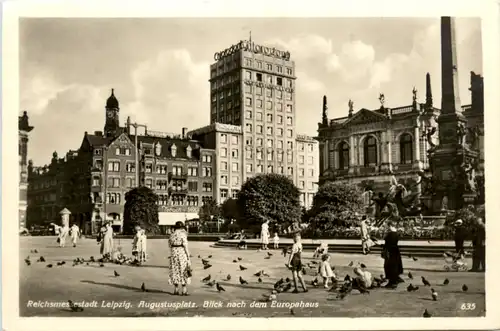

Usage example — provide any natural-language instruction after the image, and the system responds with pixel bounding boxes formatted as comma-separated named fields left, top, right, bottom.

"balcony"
left=169, top=188, right=188, bottom=195
left=168, top=172, right=188, bottom=181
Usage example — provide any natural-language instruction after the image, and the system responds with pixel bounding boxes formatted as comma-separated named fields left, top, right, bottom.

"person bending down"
left=352, top=267, right=373, bottom=293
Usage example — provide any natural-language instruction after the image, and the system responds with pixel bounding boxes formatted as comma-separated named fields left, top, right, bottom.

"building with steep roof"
left=27, top=90, right=217, bottom=234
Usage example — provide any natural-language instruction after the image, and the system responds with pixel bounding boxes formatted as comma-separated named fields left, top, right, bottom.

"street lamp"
left=103, top=146, right=108, bottom=227
left=129, top=121, right=147, bottom=188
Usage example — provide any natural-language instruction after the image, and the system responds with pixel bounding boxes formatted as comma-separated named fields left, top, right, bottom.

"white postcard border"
left=2, top=0, right=500, bottom=330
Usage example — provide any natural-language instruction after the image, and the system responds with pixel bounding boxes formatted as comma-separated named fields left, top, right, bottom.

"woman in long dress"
left=260, top=219, right=270, bottom=250
left=381, top=221, right=403, bottom=288
left=168, top=221, right=191, bottom=296
left=70, top=224, right=80, bottom=247
left=101, top=222, right=114, bottom=260
left=59, top=225, right=69, bottom=247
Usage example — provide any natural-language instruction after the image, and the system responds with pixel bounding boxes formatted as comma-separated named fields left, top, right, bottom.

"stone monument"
left=427, top=17, right=480, bottom=211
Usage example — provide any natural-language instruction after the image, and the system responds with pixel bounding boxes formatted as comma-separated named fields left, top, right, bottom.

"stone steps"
left=213, top=240, right=462, bottom=258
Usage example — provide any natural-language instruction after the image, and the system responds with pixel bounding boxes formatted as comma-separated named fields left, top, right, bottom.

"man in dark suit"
left=470, top=217, right=485, bottom=272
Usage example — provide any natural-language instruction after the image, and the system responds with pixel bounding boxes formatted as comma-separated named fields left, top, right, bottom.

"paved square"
left=20, top=236, right=485, bottom=317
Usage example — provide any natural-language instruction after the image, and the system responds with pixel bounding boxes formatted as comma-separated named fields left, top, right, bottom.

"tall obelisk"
left=437, top=16, right=467, bottom=145
left=429, top=16, right=478, bottom=211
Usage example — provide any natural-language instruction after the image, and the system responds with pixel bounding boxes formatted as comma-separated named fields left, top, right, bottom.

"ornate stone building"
left=19, top=111, right=34, bottom=229
left=27, top=90, right=217, bottom=234
left=316, top=71, right=484, bottom=211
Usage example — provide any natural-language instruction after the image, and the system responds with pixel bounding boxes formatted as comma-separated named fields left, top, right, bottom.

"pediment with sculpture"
left=343, top=108, right=387, bottom=127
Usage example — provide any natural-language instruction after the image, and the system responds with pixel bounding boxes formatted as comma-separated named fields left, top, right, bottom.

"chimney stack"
left=182, top=127, right=188, bottom=139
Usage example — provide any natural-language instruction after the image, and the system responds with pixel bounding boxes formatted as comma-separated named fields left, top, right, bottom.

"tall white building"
left=188, top=39, right=319, bottom=208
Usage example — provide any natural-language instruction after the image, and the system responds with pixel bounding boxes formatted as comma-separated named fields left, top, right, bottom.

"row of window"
left=220, top=189, right=239, bottom=200
left=212, top=99, right=293, bottom=115
left=157, top=195, right=212, bottom=207
left=93, top=176, right=213, bottom=192
left=244, top=84, right=293, bottom=98
left=219, top=134, right=238, bottom=145
left=298, top=181, right=316, bottom=190
left=242, top=149, right=314, bottom=164
left=103, top=161, right=212, bottom=177
left=245, top=138, right=294, bottom=149
left=244, top=124, right=294, bottom=138
left=219, top=160, right=314, bottom=175
left=245, top=97, right=293, bottom=108
left=95, top=148, right=213, bottom=162
left=211, top=72, right=241, bottom=88
left=245, top=111, right=294, bottom=124
left=243, top=58, right=293, bottom=75
left=94, top=147, right=132, bottom=156
left=220, top=175, right=239, bottom=186
left=334, top=134, right=413, bottom=169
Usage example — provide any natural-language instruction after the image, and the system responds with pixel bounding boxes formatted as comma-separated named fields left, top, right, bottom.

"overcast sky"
left=20, top=17, right=482, bottom=166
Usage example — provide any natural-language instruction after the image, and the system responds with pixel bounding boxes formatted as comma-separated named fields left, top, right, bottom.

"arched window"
left=363, top=136, right=377, bottom=166
left=400, top=133, right=413, bottom=164
left=338, top=142, right=349, bottom=170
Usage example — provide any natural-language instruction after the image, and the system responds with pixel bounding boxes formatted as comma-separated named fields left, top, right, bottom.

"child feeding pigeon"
left=285, top=233, right=308, bottom=293
left=313, top=242, right=329, bottom=259
left=319, top=254, right=337, bottom=288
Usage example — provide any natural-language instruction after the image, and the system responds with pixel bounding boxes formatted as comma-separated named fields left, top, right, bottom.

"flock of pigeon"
left=24, top=247, right=473, bottom=317
left=195, top=250, right=472, bottom=317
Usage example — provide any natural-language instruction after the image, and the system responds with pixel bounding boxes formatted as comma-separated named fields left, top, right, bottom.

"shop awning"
left=158, top=212, right=199, bottom=226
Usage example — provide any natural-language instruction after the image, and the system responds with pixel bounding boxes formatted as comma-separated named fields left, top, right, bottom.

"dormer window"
left=186, top=145, right=192, bottom=158
left=155, top=142, right=162, bottom=156
left=171, top=144, right=177, bottom=157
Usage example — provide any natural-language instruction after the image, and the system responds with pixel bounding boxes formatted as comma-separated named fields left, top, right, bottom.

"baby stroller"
left=443, top=251, right=468, bottom=272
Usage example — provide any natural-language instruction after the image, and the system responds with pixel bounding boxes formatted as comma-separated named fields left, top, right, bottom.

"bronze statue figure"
left=456, top=123, right=467, bottom=146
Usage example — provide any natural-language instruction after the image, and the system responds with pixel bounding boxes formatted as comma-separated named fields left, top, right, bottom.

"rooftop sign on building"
left=214, top=40, right=291, bottom=61
left=146, top=130, right=181, bottom=139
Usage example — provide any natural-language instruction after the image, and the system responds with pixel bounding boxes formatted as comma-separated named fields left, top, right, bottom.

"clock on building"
left=107, top=110, right=114, bottom=118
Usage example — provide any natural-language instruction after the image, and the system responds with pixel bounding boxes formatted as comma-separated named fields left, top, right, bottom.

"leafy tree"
left=446, top=204, right=484, bottom=228
left=123, top=186, right=160, bottom=235
left=198, top=199, right=220, bottom=223
left=221, top=198, right=240, bottom=221
left=236, top=173, right=301, bottom=233
left=309, top=182, right=365, bottom=233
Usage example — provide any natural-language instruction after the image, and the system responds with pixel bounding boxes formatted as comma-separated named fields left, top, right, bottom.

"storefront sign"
left=214, top=40, right=291, bottom=61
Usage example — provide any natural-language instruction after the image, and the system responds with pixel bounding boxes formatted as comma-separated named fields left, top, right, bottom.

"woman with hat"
left=168, top=221, right=192, bottom=295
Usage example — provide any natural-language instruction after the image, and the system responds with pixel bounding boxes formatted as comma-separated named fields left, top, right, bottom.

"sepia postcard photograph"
left=3, top=0, right=500, bottom=330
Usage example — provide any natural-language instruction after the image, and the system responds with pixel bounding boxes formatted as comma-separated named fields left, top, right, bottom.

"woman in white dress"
left=58, top=225, right=69, bottom=248
left=260, top=219, right=270, bottom=250
left=70, top=224, right=80, bottom=247
left=101, top=222, right=114, bottom=260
